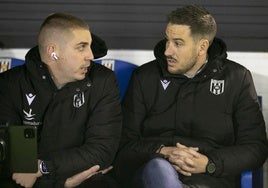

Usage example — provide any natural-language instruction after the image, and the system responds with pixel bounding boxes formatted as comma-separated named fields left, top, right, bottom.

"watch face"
left=207, top=162, right=216, bottom=174
left=40, top=161, right=49, bottom=174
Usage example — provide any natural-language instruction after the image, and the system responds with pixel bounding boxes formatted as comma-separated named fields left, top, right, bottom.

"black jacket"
left=0, top=35, right=122, bottom=186
left=115, top=38, right=268, bottom=188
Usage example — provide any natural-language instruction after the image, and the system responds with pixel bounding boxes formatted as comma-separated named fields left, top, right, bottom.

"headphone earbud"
left=51, top=52, right=58, bottom=60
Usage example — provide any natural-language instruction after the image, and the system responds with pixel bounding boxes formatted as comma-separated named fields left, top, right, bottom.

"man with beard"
left=114, top=5, right=268, bottom=188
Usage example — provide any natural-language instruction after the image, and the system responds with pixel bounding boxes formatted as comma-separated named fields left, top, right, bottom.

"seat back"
left=0, top=57, right=25, bottom=73
left=95, top=59, right=138, bottom=100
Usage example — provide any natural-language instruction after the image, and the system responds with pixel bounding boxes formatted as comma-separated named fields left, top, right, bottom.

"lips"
left=81, top=67, right=88, bottom=74
left=167, top=58, right=177, bottom=66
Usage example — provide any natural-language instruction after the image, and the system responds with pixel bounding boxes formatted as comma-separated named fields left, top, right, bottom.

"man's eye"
left=78, top=45, right=85, bottom=51
left=175, top=42, right=182, bottom=47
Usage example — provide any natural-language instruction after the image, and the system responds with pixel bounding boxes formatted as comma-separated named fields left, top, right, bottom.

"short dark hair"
left=167, top=5, right=216, bottom=44
left=39, top=13, right=89, bottom=33
left=38, top=13, right=89, bottom=52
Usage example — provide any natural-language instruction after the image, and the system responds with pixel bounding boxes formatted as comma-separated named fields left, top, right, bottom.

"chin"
left=168, top=67, right=180, bottom=74
left=76, top=75, right=86, bottom=80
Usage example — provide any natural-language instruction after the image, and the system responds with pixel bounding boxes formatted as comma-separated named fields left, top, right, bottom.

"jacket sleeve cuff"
left=43, top=160, right=55, bottom=176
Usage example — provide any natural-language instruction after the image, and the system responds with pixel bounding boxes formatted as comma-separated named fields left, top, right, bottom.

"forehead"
left=165, top=23, right=191, bottom=39
left=67, top=28, right=92, bottom=44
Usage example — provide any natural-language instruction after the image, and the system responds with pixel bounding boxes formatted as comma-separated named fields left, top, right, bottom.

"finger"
left=85, top=165, right=100, bottom=178
left=171, top=148, right=198, bottom=159
left=176, top=143, right=186, bottom=148
left=175, top=144, right=200, bottom=158
left=176, top=143, right=199, bottom=152
left=88, top=165, right=100, bottom=172
left=180, top=162, right=196, bottom=173
left=12, top=173, right=17, bottom=180
left=172, top=164, right=192, bottom=176
left=187, top=148, right=200, bottom=158
left=170, top=157, right=196, bottom=173
left=101, top=166, right=113, bottom=174
left=170, top=157, right=189, bottom=169
left=184, top=157, right=195, bottom=167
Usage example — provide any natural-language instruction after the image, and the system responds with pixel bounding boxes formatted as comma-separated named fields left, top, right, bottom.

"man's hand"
left=12, top=171, right=42, bottom=188
left=64, top=165, right=113, bottom=188
left=12, top=160, right=42, bottom=188
left=159, top=143, right=208, bottom=176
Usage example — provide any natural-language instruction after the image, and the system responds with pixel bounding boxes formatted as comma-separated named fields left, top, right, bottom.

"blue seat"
left=0, top=57, right=25, bottom=73
left=241, top=171, right=253, bottom=188
left=241, top=168, right=264, bottom=188
left=95, top=58, right=138, bottom=100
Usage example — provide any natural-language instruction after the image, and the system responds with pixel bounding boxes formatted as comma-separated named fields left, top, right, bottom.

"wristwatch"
left=206, top=159, right=216, bottom=174
left=40, top=160, right=49, bottom=174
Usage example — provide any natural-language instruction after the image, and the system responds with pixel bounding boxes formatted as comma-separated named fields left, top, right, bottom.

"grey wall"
left=0, top=0, right=267, bottom=51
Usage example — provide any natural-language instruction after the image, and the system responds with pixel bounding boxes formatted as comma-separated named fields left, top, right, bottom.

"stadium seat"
left=0, top=57, right=25, bottom=73
left=95, top=58, right=138, bottom=100
left=241, top=171, right=253, bottom=188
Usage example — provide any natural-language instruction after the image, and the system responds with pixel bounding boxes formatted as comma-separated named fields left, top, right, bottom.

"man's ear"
left=47, top=44, right=57, bottom=61
left=198, top=39, right=209, bottom=56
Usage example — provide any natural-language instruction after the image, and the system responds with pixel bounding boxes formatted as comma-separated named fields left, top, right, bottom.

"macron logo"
left=160, top=79, right=170, bottom=90
left=26, top=93, right=36, bottom=106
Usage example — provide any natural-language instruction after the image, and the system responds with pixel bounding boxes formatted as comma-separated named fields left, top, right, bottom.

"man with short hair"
left=114, top=5, right=268, bottom=188
left=0, top=13, right=122, bottom=187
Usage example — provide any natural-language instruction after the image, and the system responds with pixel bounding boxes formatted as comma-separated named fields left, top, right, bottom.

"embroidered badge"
left=160, top=79, right=170, bottom=90
left=73, top=92, right=85, bottom=108
left=210, top=79, right=224, bottom=95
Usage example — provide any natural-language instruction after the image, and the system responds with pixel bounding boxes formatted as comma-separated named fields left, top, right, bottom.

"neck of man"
left=184, top=54, right=208, bottom=78
left=47, top=67, right=66, bottom=89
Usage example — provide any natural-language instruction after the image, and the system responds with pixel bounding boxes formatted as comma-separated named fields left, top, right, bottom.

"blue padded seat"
left=95, top=58, right=138, bottom=100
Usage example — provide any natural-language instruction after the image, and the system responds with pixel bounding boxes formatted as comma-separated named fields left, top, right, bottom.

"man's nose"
left=164, top=43, right=173, bottom=56
left=87, top=47, right=94, bottom=60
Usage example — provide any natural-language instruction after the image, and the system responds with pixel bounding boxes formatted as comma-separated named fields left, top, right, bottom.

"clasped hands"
left=159, top=143, right=208, bottom=176
left=12, top=160, right=113, bottom=188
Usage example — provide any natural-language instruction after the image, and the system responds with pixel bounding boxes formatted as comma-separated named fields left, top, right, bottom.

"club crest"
left=210, top=79, right=224, bottom=95
left=73, top=92, right=85, bottom=108
left=100, top=59, right=115, bottom=71
left=0, top=58, right=11, bottom=73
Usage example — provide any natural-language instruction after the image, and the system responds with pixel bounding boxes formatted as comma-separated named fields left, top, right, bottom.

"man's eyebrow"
left=165, top=35, right=184, bottom=41
left=76, top=41, right=89, bottom=46
left=165, top=37, right=184, bottom=42
left=173, top=38, right=184, bottom=42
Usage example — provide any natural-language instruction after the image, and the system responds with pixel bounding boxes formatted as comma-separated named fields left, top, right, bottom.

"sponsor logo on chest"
left=160, top=79, right=170, bottom=90
left=23, top=93, right=42, bottom=126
